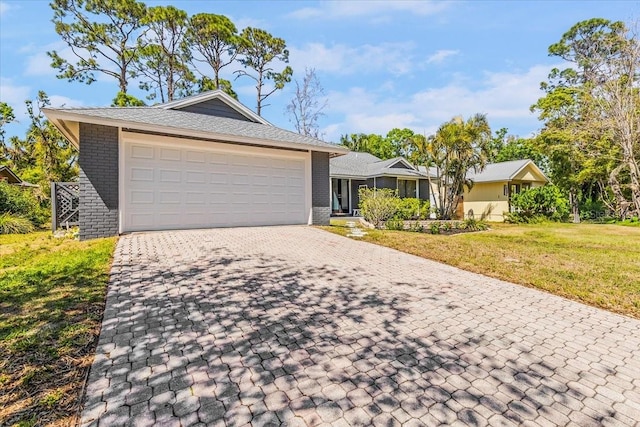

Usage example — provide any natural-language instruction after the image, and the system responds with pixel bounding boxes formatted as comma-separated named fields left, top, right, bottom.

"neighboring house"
left=0, top=165, right=38, bottom=188
left=329, top=152, right=433, bottom=215
left=44, top=90, right=347, bottom=240
left=463, top=159, right=549, bottom=221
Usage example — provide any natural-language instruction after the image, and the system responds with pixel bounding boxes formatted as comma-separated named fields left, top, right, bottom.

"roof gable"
left=155, top=90, right=269, bottom=125
left=0, top=166, right=22, bottom=184
left=330, top=152, right=429, bottom=179
left=467, top=159, right=548, bottom=183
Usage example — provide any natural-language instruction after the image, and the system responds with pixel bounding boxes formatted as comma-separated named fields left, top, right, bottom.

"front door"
left=331, top=178, right=350, bottom=214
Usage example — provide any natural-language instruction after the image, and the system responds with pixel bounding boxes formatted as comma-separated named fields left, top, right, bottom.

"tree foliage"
left=487, top=128, right=548, bottom=170
left=358, top=187, right=399, bottom=229
left=46, top=1, right=295, bottom=114
left=505, top=185, right=570, bottom=223
left=423, top=114, right=492, bottom=219
left=286, top=68, right=327, bottom=138
left=533, top=18, right=640, bottom=219
left=339, top=128, right=426, bottom=161
left=0, top=102, right=16, bottom=146
left=49, top=0, right=148, bottom=93
left=1, top=92, right=78, bottom=197
left=187, top=13, right=239, bottom=91
left=235, top=27, right=293, bottom=116
left=136, top=5, right=194, bottom=102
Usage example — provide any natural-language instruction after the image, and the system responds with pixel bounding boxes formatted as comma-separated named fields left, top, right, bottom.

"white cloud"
left=288, top=1, right=450, bottom=20
left=25, top=41, right=72, bottom=76
left=289, top=41, right=417, bottom=76
left=232, top=16, right=267, bottom=31
left=0, top=2, right=11, bottom=16
left=0, top=78, right=84, bottom=131
left=320, top=64, right=556, bottom=141
left=427, top=49, right=459, bottom=64
left=0, top=77, right=31, bottom=122
left=48, top=95, right=84, bottom=109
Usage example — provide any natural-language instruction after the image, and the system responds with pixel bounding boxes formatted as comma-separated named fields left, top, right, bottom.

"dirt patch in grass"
left=0, top=232, right=116, bottom=426
left=322, top=221, right=640, bottom=319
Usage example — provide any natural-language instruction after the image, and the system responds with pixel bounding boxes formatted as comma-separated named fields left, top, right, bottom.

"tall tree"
left=136, top=5, right=194, bottom=102
left=386, top=128, right=417, bottom=159
left=235, top=27, right=293, bottom=116
left=286, top=68, right=327, bottom=138
left=2, top=92, right=78, bottom=194
left=187, top=13, right=239, bottom=91
left=196, top=77, right=238, bottom=100
left=0, top=102, right=15, bottom=146
left=424, top=114, right=492, bottom=219
left=533, top=18, right=640, bottom=219
left=48, top=0, right=147, bottom=94
left=339, top=133, right=395, bottom=160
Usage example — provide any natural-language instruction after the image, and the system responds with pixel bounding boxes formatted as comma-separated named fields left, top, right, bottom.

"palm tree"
left=425, top=114, right=492, bottom=219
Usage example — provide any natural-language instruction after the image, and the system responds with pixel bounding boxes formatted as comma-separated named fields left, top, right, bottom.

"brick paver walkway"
left=81, top=226, right=640, bottom=426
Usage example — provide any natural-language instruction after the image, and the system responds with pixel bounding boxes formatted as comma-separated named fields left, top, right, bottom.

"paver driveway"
left=81, top=226, right=640, bottom=426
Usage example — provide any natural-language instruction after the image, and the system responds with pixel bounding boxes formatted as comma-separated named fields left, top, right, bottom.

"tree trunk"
left=609, top=163, right=628, bottom=218
left=569, top=189, right=580, bottom=223
left=627, top=156, right=640, bottom=216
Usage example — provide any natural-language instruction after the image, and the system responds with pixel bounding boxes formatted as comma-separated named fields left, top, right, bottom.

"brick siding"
left=78, top=123, right=119, bottom=240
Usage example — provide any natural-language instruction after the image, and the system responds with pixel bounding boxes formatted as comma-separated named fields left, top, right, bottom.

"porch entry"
left=331, top=178, right=350, bottom=215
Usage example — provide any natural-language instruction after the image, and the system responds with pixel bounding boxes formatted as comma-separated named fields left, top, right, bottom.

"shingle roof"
left=467, top=159, right=547, bottom=183
left=43, top=107, right=345, bottom=153
left=330, top=152, right=430, bottom=178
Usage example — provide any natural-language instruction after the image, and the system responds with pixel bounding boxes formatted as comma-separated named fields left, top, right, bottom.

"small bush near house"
left=385, top=218, right=405, bottom=230
left=359, top=187, right=399, bottom=228
left=0, top=213, right=35, bottom=234
left=504, top=184, right=569, bottom=223
left=394, top=198, right=430, bottom=220
left=0, top=181, right=49, bottom=227
left=462, top=217, right=489, bottom=231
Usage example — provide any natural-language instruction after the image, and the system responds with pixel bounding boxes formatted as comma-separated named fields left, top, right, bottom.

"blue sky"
left=0, top=0, right=636, bottom=143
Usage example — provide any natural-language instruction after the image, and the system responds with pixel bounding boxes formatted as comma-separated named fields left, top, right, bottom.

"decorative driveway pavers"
left=81, top=226, right=640, bottom=426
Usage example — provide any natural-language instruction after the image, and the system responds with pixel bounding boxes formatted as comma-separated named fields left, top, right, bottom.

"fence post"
left=51, top=182, right=57, bottom=232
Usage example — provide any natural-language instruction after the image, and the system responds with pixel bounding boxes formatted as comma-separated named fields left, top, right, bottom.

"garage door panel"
left=131, top=144, right=155, bottom=159
left=159, top=148, right=181, bottom=161
left=131, top=167, right=154, bottom=182
left=124, top=138, right=307, bottom=232
left=159, top=191, right=181, bottom=204
left=130, top=190, right=154, bottom=204
left=186, top=192, right=206, bottom=204
left=186, top=171, right=206, bottom=184
left=185, top=150, right=205, bottom=163
left=159, top=169, right=181, bottom=183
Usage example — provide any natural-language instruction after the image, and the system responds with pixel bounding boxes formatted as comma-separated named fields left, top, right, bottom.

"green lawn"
left=0, top=231, right=116, bottom=427
left=322, top=221, right=640, bottom=319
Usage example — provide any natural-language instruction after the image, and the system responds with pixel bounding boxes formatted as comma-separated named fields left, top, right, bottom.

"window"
left=398, top=179, right=417, bottom=198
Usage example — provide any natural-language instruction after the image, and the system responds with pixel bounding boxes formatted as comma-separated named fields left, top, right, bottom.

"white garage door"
left=122, top=133, right=309, bottom=232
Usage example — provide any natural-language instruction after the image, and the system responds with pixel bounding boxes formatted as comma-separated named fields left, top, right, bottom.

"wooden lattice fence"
left=51, top=182, right=79, bottom=231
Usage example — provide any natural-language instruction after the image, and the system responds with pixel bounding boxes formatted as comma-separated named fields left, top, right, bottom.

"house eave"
left=43, top=108, right=348, bottom=156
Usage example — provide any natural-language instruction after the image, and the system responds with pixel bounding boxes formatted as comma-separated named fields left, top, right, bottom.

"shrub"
left=385, top=218, right=405, bottom=230
left=359, top=188, right=399, bottom=229
left=408, top=221, right=424, bottom=232
left=395, top=198, right=430, bottom=220
left=0, top=181, right=49, bottom=226
left=504, top=185, right=569, bottom=223
left=462, top=218, right=489, bottom=231
left=0, top=213, right=35, bottom=234
left=429, top=222, right=441, bottom=234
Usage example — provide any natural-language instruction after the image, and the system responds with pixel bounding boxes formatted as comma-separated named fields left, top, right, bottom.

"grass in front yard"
left=323, top=221, right=640, bottom=319
left=0, top=231, right=116, bottom=426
